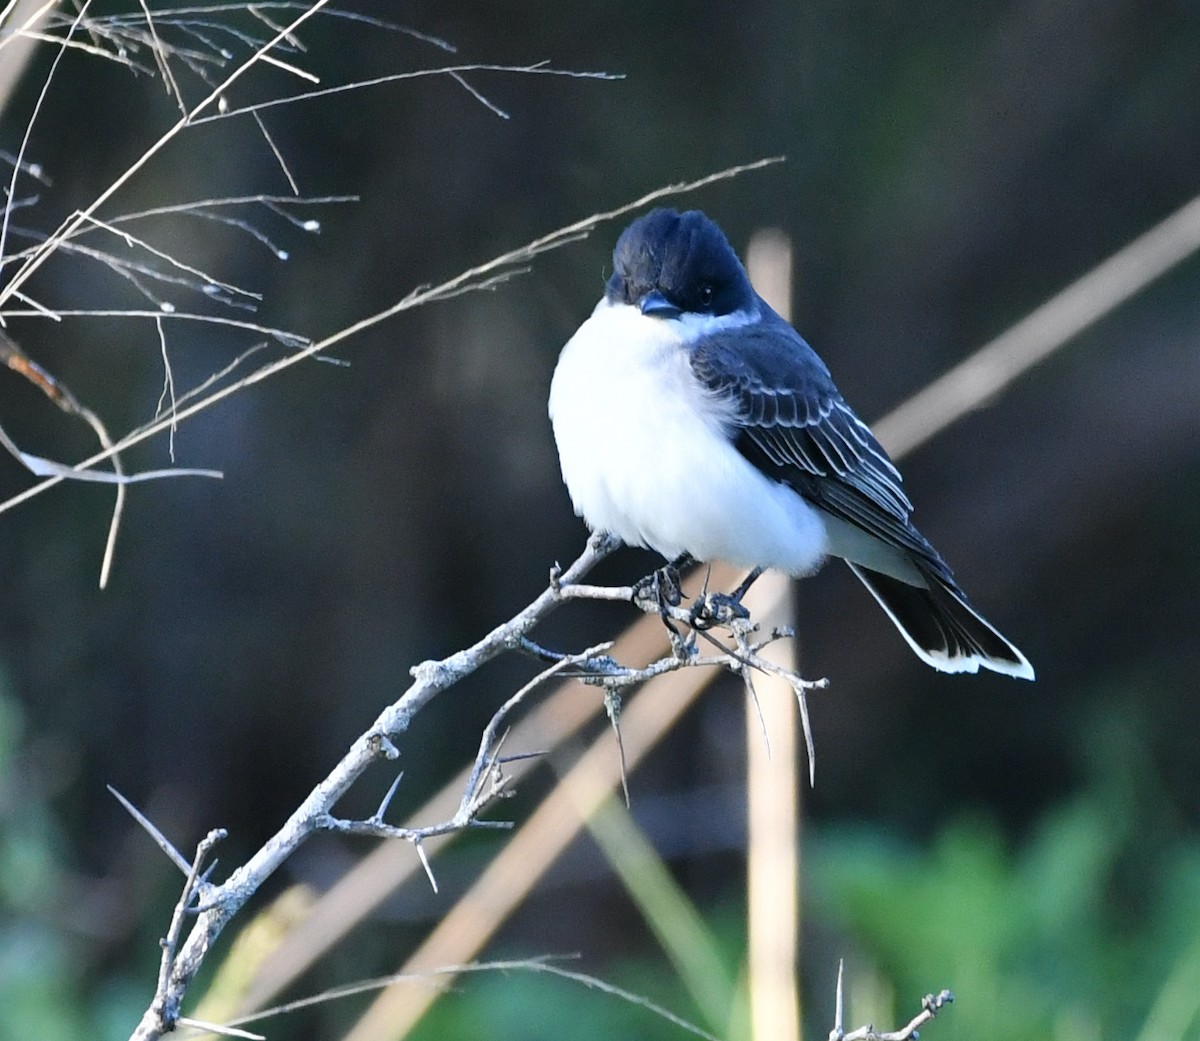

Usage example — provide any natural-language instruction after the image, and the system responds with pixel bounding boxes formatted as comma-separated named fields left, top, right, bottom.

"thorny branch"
left=556, top=571, right=827, bottom=783
left=122, top=530, right=824, bottom=1039
left=314, top=643, right=613, bottom=892
left=125, top=532, right=606, bottom=1036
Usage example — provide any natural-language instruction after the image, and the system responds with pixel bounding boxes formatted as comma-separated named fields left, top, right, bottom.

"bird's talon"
left=690, top=591, right=751, bottom=631
left=631, top=564, right=683, bottom=612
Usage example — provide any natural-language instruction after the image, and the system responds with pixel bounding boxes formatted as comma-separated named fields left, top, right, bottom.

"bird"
left=548, top=207, right=1034, bottom=679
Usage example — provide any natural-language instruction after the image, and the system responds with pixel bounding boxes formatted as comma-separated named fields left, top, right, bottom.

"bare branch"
left=124, top=531, right=619, bottom=1040
left=1, top=0, right=337, bottom=311
left=123, top=533, right=816, bottom=1037
left=188, top=62, right=622, bottom=124
left=226, top=955, right=719, bottom=1041
left=559, top=571, right=827, bottom=782
left=1, top=431, right=220, bottom=485
left=313, top=640, right=622, bottom=877
left=1, top=159, right=783, bottom=532
left=828, top=960, right=954, bottom=1041
left=157, top=829, right=227, bottom=999
left=459, top=644, right=612, bottom=816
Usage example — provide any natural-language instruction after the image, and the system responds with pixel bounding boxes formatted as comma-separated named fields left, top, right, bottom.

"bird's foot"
left=632, top=563, right=684, bottom=616
left=689, top=591, right=751, bottom=631
left=632, top=552, right=697, bottom=615
left=688, top=566, right=763, bottom=631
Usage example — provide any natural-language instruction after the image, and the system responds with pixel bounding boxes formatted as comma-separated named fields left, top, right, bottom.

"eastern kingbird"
left=549, top=208, right=1033, bottom=679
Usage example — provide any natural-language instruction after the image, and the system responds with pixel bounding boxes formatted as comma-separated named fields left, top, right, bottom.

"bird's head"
left=605, top=208, right=754, bottom=320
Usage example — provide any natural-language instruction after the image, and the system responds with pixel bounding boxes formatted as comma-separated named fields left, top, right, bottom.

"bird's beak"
left=639, top=290, right=681, bottom=319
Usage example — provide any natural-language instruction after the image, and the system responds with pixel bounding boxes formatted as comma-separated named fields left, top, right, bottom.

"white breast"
left=548, top=299, right=830, bottom=575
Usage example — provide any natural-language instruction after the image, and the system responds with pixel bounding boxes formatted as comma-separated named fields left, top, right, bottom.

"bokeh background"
left=1, top=1, right=1198, bottom=1038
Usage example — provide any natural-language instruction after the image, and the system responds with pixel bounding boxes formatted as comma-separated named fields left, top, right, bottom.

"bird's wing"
left=687, top=312, right=957, bottom=585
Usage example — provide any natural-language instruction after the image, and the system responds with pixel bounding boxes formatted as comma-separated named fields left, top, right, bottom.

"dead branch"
left=557, top=573, right=827, bottom=783
left=124, top=532, right=619, bottom=1039
left=828, top=960, right=954, bottom=1041
left=119, top=527, right=831, bottom=1039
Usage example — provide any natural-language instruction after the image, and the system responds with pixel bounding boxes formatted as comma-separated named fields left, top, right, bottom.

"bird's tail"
left=846, top=562, right=1035, bottom=679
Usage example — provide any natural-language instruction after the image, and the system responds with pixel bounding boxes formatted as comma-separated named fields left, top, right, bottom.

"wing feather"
left=688, top=311, right=954, bottom=587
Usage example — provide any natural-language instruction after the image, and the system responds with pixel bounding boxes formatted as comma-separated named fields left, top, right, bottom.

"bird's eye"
left=699, top=284, right=714, bottom=309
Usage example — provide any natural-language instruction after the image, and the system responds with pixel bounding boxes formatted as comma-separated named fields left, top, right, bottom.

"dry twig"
left=557, top=573, right=827, bottom=782
left=119, top=528, right=824, bottom=1040
left=223, top=955, right=718, bottom=1041
left=828, top=960, right=954, bottom=1041
left=121, top=532, right=619, bottom=1039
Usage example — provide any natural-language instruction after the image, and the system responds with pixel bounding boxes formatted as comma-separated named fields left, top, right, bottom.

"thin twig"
left=0, top=160, right=784, bottom=528
left=0, top=0, right=90, bottom=267
left=828, top=960, right=954, bottom=1041
left=156, top=829, right=227, bottom=1003
left=175, top=1016, right=264, bottom=1040
left=222, top=955, right=718, bottom=1041
left=188, top=62, right=621, bottom=124
left=124, top=532, right=620, bottom=1040
left=0, top=309, right=309, bottom=345
left=135, top=0, right=185, bottom=114
left=1, top=0, right=337, bottom=310
left=459, top=644, right=612, bottom=817
left=250, top=109, right=300, bottom=193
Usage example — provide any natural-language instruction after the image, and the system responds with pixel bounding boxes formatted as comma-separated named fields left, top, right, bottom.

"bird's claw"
left=689, top=591, right=751, bottom=631
left=631, top=564, right=683, bottom=613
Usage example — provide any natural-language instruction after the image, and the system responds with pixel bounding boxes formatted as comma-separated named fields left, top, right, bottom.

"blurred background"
left=1, top=1, right=1198, bottom=1039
